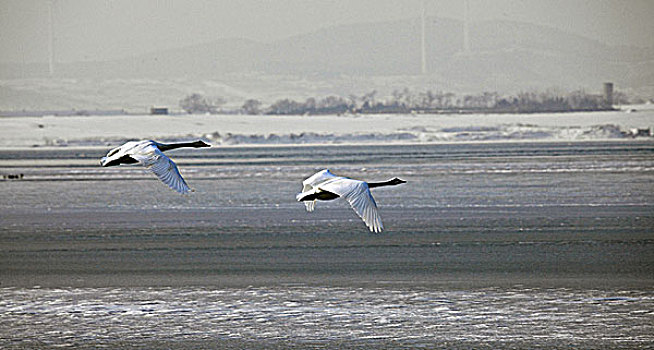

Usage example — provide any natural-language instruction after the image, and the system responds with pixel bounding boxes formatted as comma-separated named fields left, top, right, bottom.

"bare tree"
left=179, top=93, right=225, bottom=114
left=242, top=99, right=262, bottom=115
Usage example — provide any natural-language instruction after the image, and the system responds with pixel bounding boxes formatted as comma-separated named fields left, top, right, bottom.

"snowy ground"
left=0, top=105, right=652, bottom=148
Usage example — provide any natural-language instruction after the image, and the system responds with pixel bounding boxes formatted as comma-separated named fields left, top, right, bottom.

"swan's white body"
left=297, top=169, right=384, bottom=233
left=101, top=140, right=195, bottom=193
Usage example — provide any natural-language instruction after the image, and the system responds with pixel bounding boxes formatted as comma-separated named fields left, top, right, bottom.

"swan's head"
left=389, top=177, right=407, bottom=185
left=191, top=140, right=211, bottom=148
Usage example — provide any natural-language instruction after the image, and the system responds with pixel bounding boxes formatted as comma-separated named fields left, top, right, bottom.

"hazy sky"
left=1, top=0, right=653, bottom=63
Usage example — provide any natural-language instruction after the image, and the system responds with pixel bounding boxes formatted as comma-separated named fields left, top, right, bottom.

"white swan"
left=296, top=169, right=406, bottom=233
left=100, top=140, right=210, bottom=193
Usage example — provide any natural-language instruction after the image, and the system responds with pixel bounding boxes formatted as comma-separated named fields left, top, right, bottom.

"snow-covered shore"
left=1, top=106, right=652, bottom=148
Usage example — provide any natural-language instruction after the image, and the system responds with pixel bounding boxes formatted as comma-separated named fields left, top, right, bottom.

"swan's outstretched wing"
left=100, top=140, right=143, bottom=166
left=147, top=153, right=192, bottom=194
left=321, top=179, right=384, bottom=233
left=302, top=169, right=338, bottom=188
left=131, top=146, right=191, bottom=194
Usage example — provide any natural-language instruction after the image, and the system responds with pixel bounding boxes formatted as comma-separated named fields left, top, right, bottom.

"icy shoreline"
left=1, top=107, right=652, bottom=147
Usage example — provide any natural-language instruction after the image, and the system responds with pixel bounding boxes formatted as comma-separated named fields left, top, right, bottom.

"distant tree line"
left=179, top=88, right=624, bottom=115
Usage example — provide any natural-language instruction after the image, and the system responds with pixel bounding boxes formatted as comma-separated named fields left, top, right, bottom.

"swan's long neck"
left=156, top=141, right=205, bottom=152
left=367, top=179, right=402, bottom=188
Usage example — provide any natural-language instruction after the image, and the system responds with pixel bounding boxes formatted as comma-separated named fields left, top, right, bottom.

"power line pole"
left=421, top=0, right=427, bottom=74
left=463, top=0, right=470, bottom=53
left=48, top=0, right=55, bottom=77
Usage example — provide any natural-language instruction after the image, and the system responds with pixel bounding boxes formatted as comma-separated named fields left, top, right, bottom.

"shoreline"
left=0, top=138, right=652, bottom=152
left=0, top=106, right=621, bottom=118
left=1, top=102, right=649, bottom=119
left=0, top=108, right=652, bottom=148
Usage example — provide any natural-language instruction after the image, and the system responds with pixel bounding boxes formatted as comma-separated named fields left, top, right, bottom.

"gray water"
left=1, top=141, right=653, bottom=348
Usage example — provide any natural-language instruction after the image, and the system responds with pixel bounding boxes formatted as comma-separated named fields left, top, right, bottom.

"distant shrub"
left=179, top=93, right=225, bottom=114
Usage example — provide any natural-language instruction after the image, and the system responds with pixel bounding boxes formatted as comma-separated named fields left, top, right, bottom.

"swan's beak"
left=100, top=157, right=110, bottom=167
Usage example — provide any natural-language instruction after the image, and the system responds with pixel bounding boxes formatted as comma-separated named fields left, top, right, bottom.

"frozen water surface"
left=1, top=140, right=653, bottom=348
left=1, top=287, right=652, bottom=349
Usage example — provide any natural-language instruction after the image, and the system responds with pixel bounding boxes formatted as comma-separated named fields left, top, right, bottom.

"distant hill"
left=1, top=17, right=653, bottom=110
left=10, top=17, right=653, bottom=85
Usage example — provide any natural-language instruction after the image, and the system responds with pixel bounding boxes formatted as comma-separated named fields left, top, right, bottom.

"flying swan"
left=100, top=140, right=210, bottom=193
left=296, top=169, right=406, bottom=232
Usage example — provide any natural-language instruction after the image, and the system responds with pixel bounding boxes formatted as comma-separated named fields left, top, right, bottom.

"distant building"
left=603, top=82, right=614, bottom=107
left=150, top=107, right=169, bottom=115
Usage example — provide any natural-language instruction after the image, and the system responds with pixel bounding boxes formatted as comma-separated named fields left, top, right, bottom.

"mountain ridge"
left=3, top=16, right=652, bottom=88
left=1, top=17, right=652, bottom=110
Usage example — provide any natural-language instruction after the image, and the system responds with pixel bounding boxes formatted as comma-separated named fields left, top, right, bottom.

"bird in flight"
left=297, top=169, right=406, bottom=232
left=100, top=140, right=210, bottom=193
